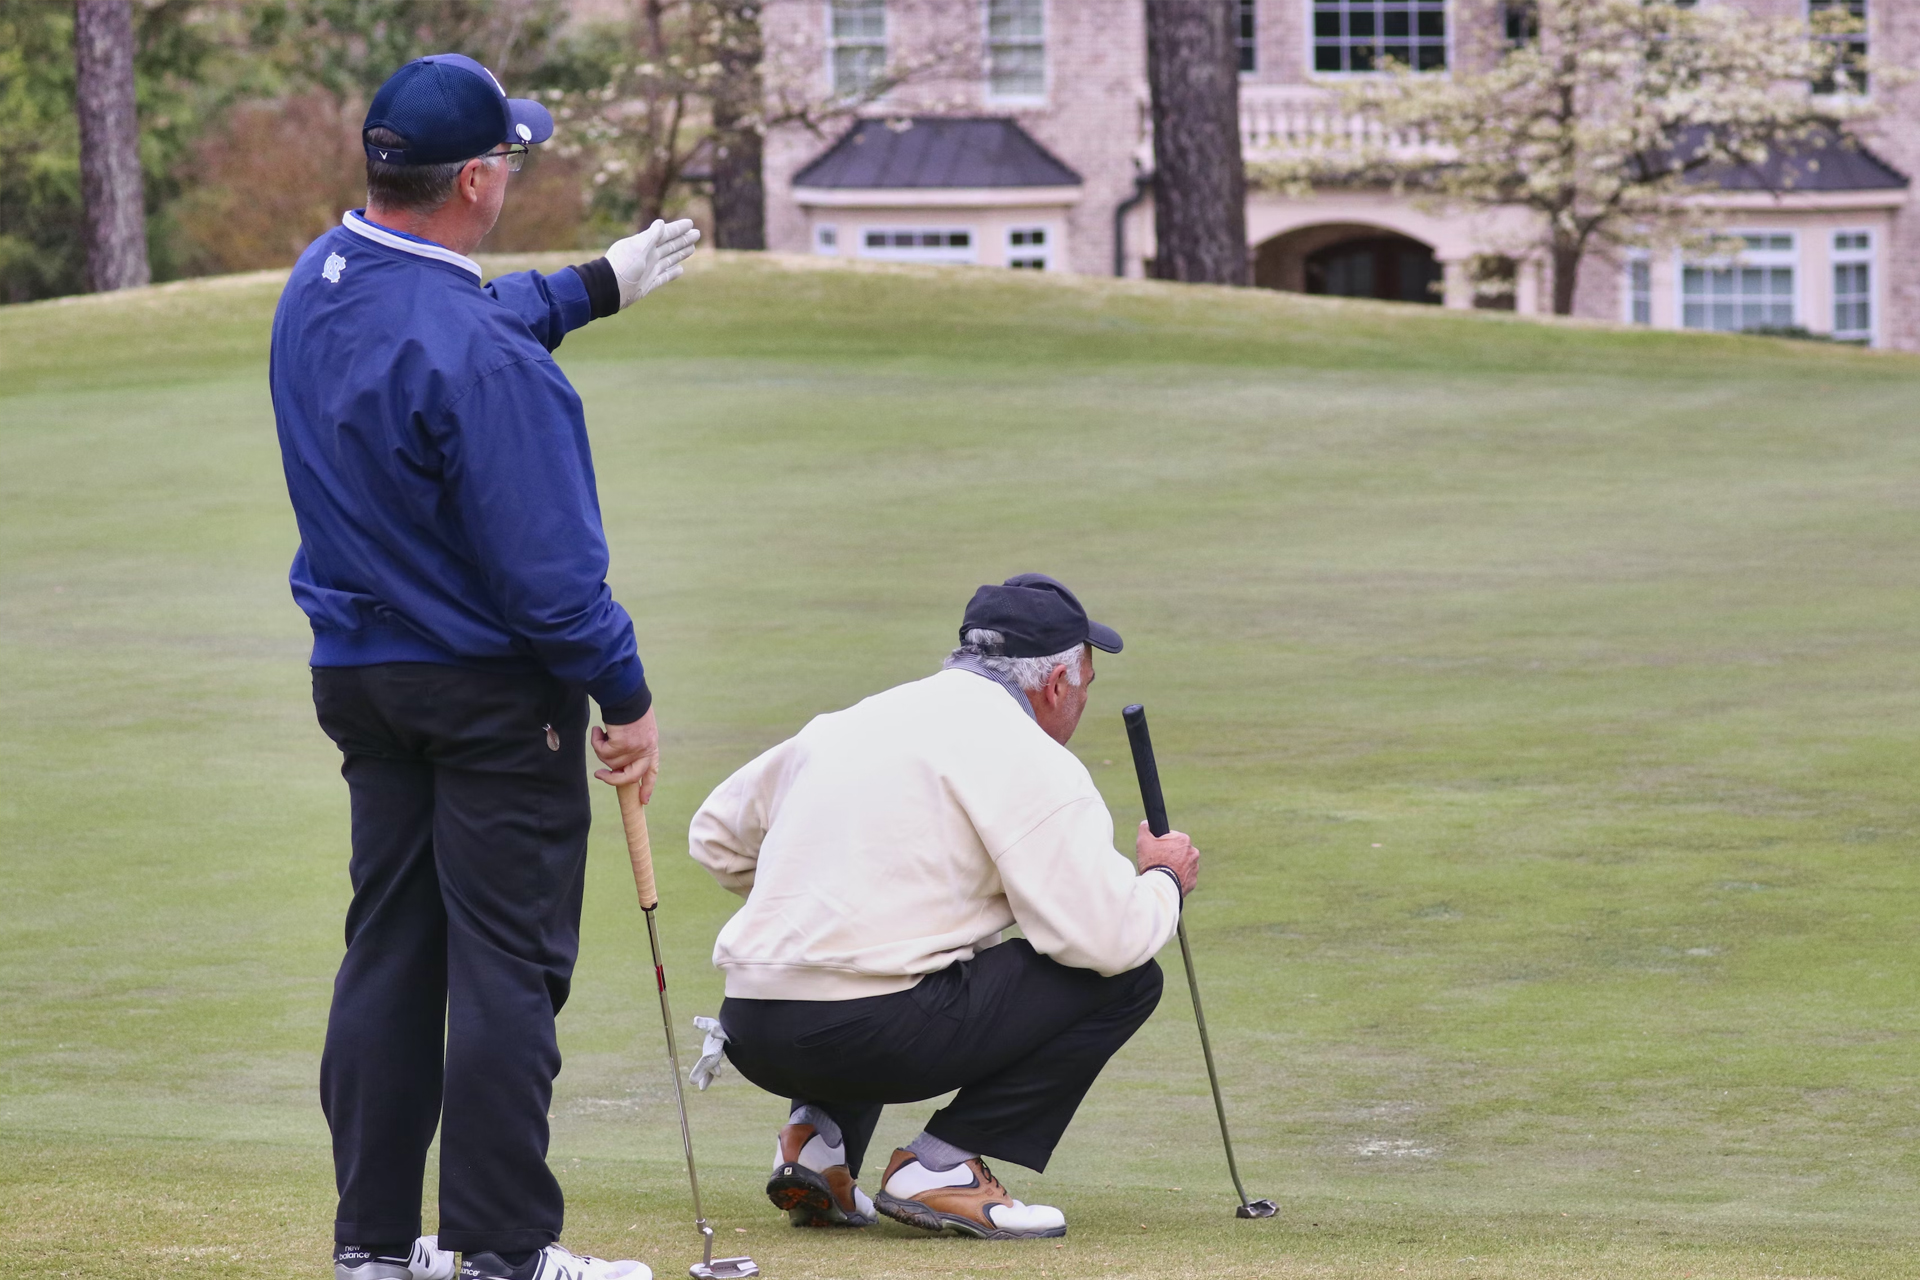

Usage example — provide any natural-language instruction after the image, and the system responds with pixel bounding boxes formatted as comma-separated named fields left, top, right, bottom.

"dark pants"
left=313, top=663, right=591, bottom=1256
left=720, top=938, right=1163, bottom=1177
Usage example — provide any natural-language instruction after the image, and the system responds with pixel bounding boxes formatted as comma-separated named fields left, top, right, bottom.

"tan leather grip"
left=617, top=781, right=657, bottom=910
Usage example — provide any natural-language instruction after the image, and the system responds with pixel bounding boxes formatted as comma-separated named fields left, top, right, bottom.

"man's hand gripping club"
left=593, top=707, right=659, bottom=800
left=608, top=217, right=701, bottom=308
left=1137, top=821, right=1199, bottom=895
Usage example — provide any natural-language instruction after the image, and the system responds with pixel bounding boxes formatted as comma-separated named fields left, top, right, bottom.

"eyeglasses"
left=483, top=144, right=529, bottom=174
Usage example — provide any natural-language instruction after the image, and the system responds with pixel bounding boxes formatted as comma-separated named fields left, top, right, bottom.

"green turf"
left=3, top=253, right=1919, bottom=1280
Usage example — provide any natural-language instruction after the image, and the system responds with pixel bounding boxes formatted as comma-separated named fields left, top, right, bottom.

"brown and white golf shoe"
left=873, top=1149, right=1067, bottom=1240
left=765, top=1121, right=876, bottom=1228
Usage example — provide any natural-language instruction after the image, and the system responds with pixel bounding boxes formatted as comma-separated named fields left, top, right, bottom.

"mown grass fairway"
left=4, top=254, right=1919, bottom=1280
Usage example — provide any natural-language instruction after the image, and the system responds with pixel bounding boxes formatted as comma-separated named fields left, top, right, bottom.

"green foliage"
left=0, top=0, right=222, bottom=301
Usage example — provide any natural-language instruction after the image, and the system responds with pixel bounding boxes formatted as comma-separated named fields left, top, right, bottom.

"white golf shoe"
left=874, top=1149, right=1067, bottom=1239
left=335, top=1237, right=457, bottom=1280
left=457, top=1244, right=650, bottom=1280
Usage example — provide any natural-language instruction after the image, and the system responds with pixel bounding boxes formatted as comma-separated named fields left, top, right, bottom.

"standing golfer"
left=688, top=573, right=1200, bottom=1240
left=269, top=54, right=697, bottom=1280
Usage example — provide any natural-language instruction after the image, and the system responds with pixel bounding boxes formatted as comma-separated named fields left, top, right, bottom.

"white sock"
left=906, top=1130, right=976, bottom=1172
left=789, top=1103, right=843, bottom=1148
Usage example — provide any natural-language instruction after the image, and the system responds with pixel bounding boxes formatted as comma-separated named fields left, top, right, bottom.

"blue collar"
left=340, top=209, right=482, bottom=279
left=942, top=653, right=1037, bottom=722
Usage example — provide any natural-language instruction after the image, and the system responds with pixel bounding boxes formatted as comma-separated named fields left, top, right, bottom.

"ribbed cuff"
left=569, top=257, right=621, bottom=320
left=1150, top=864, right=1184, bottom=905
left=598, top=677, right=652, bottom=725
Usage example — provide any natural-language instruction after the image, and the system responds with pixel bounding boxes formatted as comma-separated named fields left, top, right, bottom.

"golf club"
left=616, top=783, right=760, bottom=1280
left=1121, top=704, right=1279, bottom=1220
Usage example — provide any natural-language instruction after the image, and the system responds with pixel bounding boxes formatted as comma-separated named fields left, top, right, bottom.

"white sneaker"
left=874, top=1149, right=1067, bottom=1239
left=335, top=1237, right=457, bottom=1280
left=457, top=1244, right=650, bottom=1280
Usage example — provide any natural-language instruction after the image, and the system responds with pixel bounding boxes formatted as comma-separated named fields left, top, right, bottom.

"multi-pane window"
left=1627, top=257, right=1651, bottom=325
left=1681, top=233, right=1795, bottom=333
left=987, top=0, right=1045, bottom=98
left=1313, top=0, right=1447, bottom=73
left=1833, top=230, right=1872, bottom=341
left=1007, top=227, right=1049, bottom=270
left=860, top=228, right=976, bottom=264
left=1810, top=0, right=1867, bottom=95
left=1502, top=1, right=1537, bottom=47
left=830, top=0, right=886, bottom=98
left=1237, top=0, right=1258, bottom=72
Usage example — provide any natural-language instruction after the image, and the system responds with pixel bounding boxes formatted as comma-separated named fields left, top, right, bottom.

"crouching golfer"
left=688, top=574, right=1200, bottom=1240
left=269, top=54, right=697, bottom=1280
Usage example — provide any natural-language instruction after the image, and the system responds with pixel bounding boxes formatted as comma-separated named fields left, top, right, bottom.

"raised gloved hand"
left=607, top=217, right=700, bottom=308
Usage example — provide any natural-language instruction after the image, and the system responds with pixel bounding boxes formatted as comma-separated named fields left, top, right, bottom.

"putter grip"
left=617, top=781, right=658, bottom=910
left=1122, top=704, right=1172, bottom=837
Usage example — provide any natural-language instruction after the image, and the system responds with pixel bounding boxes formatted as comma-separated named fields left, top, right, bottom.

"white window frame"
left=1307, top=0, right=1452, bottom=78
left=1808, top=0, right=1869, bottom=99
left=1623, top=252, right=1652, bottom=326
left=984, top=0, right=1047, bottom=102
left=1677, top=231, right=1800, bottom=334
left=1831, top=228, right=1875, bottom=344
left=827, top=0, right=887, bottom=99
left=1006, top=225, right=1052, bottom=270
left=814, top=224, right=840, bottom=255
left=857, top=226, right=978, bottom=264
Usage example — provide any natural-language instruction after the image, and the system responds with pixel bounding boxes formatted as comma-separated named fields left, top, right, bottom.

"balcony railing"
left=1238, top=85, right=1439, bottom=159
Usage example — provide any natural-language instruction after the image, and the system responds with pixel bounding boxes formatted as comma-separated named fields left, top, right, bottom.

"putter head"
left=689, top=1258, right=758, bottom=1280
left=1236, top=1198, right=1279, bottom=1219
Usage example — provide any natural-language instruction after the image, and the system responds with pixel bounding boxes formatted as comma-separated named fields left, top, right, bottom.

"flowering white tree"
left=1333, top=0, right=1876, bottom=315
left=547, top=0, right=965, bottom=234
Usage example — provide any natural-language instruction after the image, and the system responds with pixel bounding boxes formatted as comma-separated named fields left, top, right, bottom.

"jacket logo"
left=322, top=252, right=346, bottom=284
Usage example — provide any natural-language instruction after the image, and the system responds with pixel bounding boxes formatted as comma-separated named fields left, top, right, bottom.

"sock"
left=336, top=1242, right=412, bottom=1266
left=907, top=1130, right=977, bottom=1173
left=789, top=1103, right=843, bottom=1148
left=496, top=1250, right=538, bottom=1271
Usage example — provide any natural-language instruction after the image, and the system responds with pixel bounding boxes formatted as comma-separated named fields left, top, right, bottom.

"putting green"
left=3, top=254, right=1918, bottom=1280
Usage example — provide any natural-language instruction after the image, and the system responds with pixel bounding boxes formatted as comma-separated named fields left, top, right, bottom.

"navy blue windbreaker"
left=269, top=210, right=648, bottom=720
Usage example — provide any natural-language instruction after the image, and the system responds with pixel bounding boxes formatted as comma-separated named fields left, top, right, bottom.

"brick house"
left=761, top=0, right=1914, bottom=348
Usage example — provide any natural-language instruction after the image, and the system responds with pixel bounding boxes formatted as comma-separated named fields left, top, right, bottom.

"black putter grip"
left=1122, top=704, right=1172, bottom=838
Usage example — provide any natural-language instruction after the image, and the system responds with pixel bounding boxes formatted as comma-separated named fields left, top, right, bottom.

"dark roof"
left=1683, top=127, right=1908, bottom=192
left=793, top=116, right=1082, bottom=190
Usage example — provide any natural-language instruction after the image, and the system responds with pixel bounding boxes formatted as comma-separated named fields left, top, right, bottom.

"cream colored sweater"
left=688, top=668, right=1183, bottom=1000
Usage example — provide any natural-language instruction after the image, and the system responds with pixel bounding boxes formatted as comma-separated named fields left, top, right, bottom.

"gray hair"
left=365, top=126, right=480, bottom=214
left=950, top=629, right=1084, bottom=692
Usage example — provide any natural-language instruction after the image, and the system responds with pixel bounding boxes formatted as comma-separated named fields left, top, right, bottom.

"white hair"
left=951, top=629, right=1083, bottom=692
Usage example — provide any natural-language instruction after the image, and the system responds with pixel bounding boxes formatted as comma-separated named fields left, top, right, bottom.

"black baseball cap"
left=363, top=54, right=554, bottom=166
left=959, top=573, right=1123, bottom=658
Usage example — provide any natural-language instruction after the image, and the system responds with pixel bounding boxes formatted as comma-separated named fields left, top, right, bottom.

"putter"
left=617, top=784, right=760, bottom=1280
left=1121, top=705, right=1279, bottom=1220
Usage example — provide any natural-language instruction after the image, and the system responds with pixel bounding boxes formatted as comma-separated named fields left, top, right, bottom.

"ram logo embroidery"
left=322, top=252, right=346, bottom=284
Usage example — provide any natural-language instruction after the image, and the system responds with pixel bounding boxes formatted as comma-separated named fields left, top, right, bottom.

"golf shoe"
left=335, top=1237, right=457, bottom=1280
left=456, top=1244, right=649, bottom=1280
left=765, top=1120, right=876, bottom=1227
left=873, top=1149, right=1067, bottom=1240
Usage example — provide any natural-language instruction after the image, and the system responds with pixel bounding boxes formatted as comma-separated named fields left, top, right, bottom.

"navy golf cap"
left=363, top=53, right=554, bottom=166
left=959, top=573, right=1124, bottom=658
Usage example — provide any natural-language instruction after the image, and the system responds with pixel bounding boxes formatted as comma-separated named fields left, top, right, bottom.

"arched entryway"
left=1254, top=224, right=1443, bottom=305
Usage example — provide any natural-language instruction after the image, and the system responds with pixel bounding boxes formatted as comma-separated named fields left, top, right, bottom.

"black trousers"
left=313, top=663, right=591, bottom=1256
left=720, top=938, right=1163, bottom=1177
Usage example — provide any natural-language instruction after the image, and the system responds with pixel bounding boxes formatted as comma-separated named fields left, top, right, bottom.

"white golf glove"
left=607, top=217, right=700, bottom=309
left=689, top=1014, right=729, bottom=1091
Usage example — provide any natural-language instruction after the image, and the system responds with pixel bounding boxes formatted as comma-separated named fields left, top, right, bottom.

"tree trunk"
left=1145, top=0, right=1248, bottom=285
left=1550, top=241, right=1580, bottom=316
left=74, top=0, right=149, bottom=292
left=709, top=0, right=766, bottom=250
